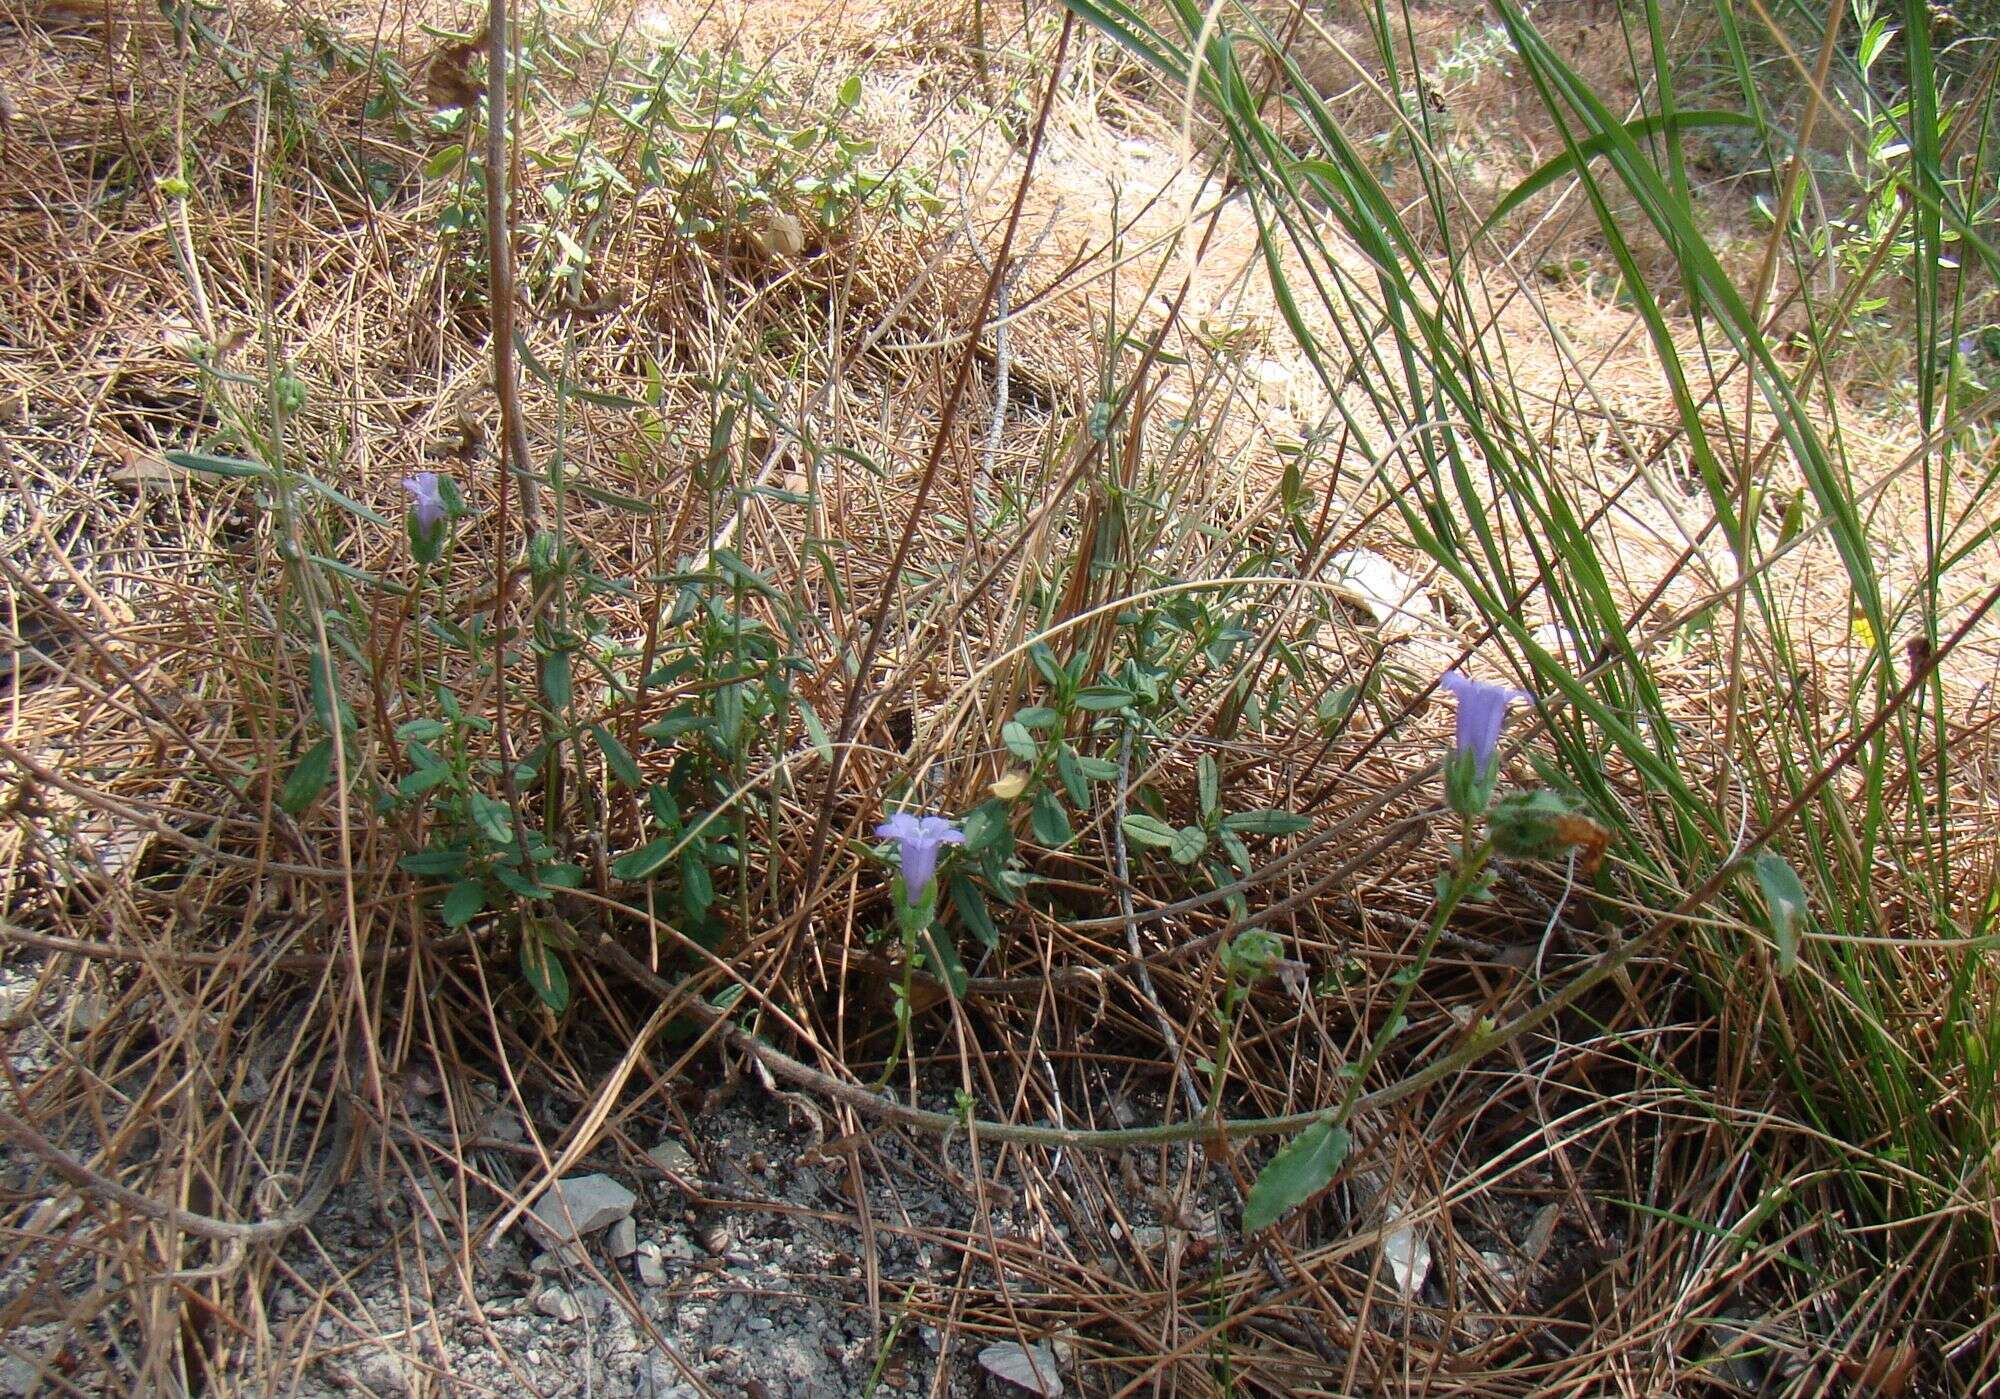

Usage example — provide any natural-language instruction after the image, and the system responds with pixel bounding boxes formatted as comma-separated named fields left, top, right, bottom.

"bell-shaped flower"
left=1440, top=670, right=1528, bottom=815
left=403, top=472, right=449, bottom=531
left=875, top=812, right=964, bottom=905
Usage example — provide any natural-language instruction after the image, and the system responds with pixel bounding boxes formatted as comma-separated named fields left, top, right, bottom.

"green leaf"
left=589, top=723, right=643, bottom=788
left=1073, top=684, right=1136, bottom=711
left=960, top=799, right=1012, bottom=856
left=838, top=72, right=863, bottom=106
left=537, top=862, right=584, bottom=890
left=468, top=792, right=514, bottom=844
left=1170, top=825, right=1209, bottom=865
left=1777, top=488, right=1808, bottom=547
left=1473, top=109, right=1758, bottom=241
left=541, top=650, right=573, bottom=710
left=164, top=449, right=267, bottom=479
left=1222, top=810, right=1311, bottom=836
left=681, top=848, right=715, bottom=917
left=1218, top=827, right=1253, bottom=874
left=492, top=863, right=540, bottom=898
left=296, top=471, right=393, bottom=526
left=421, top=143, right=464, bottom=178
left=1002, top=721, right=1039, bottom=762
left=949, top=875, right=1000, bottom=950
left=1197, top=754, right=1220, bottom=820
left=1075, top=754, right=1119, bottom=781
left=922, top=924, right=967, bottom=998
left=398, top=764, right=451, bottom=798
left=519, top=933, right=571, bottom=1014
left=513, top=331, right=650, bottom=411
left=572, top=481, right=659, bottom=514
left=1055, top=744, right=1089, bottom=809
left=798, top=700, right=834, bottom=764
left=713, top=683, right=744, bottom=747
left=278, top=737, right=334, bottom=814
left=1121, top=813, right=1179, bottom=849
left=1242, top=1119, right=1351, bottom=1232
left=1014, top=706, right=1060, bottom=729
left=612, top=836, right=678, bottom=881
left=1752, top=851, right=1809, bottom=977
left=1030, top=789, right=1073, bottom=847
left=1028, top=644, right=1064, bottom=689
left=396, top=718, right=451, bottom=742
left=399, top=847, right=467, bottom=877
left=648, top=784, right=681, bottom=830
left=441, top=879, right=486, bottom=927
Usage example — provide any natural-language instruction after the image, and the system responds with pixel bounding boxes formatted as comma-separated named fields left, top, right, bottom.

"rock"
left=1327, top=550, right=1431, bottom=639
left=647, top=1139, right=697, bottom=1178
left=1124, top=1224, right=1166, bottom=1252
left=524, top=1173, right=634, bottom=1247
left=1380, top=1202, right=1433, bottom=1299
left=480, top=1107, right=526, bottom=1144
left=352, top=1348, right=412, bottom=1395
left=532, top=1284, right=582, bottom=1322
left=65, top=991, right=108, bottom=1035
left=605, top=1216, right=638, bottom=1257
left=0, top=1357, right=40, bottom=1397
left=638, top=1350, right=701, bottom=1398
left=978, top=1341, right=1064, bottom=1396
left=634, top=1241, right=668, bottom=1288
left=530, top=1245, right=584, bottom=1274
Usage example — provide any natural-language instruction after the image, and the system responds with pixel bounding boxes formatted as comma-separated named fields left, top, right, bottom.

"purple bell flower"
left=876, top=812, right=964, bottom=904
left=1441, top=671, right=1526, bottom=776
left=402, top=472, right=449, bottom=531
left=1440, top=670, right=1529, bottom=816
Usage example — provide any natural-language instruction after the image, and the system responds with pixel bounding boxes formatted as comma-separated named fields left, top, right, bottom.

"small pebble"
left=533, top=1285, right=582, bottom=1323
left=634, top=1242, right=668, bottom=1288
left=660, top=1234, right=697, bottom=1262
left=648, top=1139, right=697, bottom=1177
left=696, top=1222, right=731, bottom=1255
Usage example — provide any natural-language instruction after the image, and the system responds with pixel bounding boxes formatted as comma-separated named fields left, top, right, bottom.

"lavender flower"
left=1440, top=670, right=1528, bottom=815
left=403, top=472, right=448, bottom=531
left=876, top=812, right=964, bottom=905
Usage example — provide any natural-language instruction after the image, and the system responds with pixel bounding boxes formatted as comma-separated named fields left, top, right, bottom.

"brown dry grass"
left=1, top=0, right=1996, bottom=1394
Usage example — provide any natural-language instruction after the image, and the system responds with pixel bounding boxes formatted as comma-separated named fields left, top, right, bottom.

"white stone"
left=523, top=1173, right=634, bottom=1247
left=605, top=1216, right=638, bottom=1257
left=1327, top=550, right=1431, bottom=638
left=978, top=1341, right=1064, bottom=1396
left=634, top=1241, right=669, bottom=1288
left=532, top=1284, right=582, bottom=1322
left=647, top=1139, right=697, bottom=1177
left=1381, top=1202, right=1433, bottom=1299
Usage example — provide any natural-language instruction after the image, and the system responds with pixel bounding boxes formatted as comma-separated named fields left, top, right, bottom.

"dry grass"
left=1, top=0, right=1997, bottom=1394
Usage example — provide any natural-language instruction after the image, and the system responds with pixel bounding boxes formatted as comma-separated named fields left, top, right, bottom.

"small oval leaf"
left=1752, top=851, right=1810, bottom=977
left=519, top=933, right=571, bottom=1014
left=1242, top=1119, right=1350, bottom=1233
left=1121, top=813, right=1178, bottom=849
left=1169, top=825, right=1208, bottom=865
left=612, top=836, right=678, bottom=881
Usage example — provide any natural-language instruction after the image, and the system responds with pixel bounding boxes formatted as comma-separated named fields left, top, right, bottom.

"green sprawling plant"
left=1064, top=0, right=2000, bottom=1360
